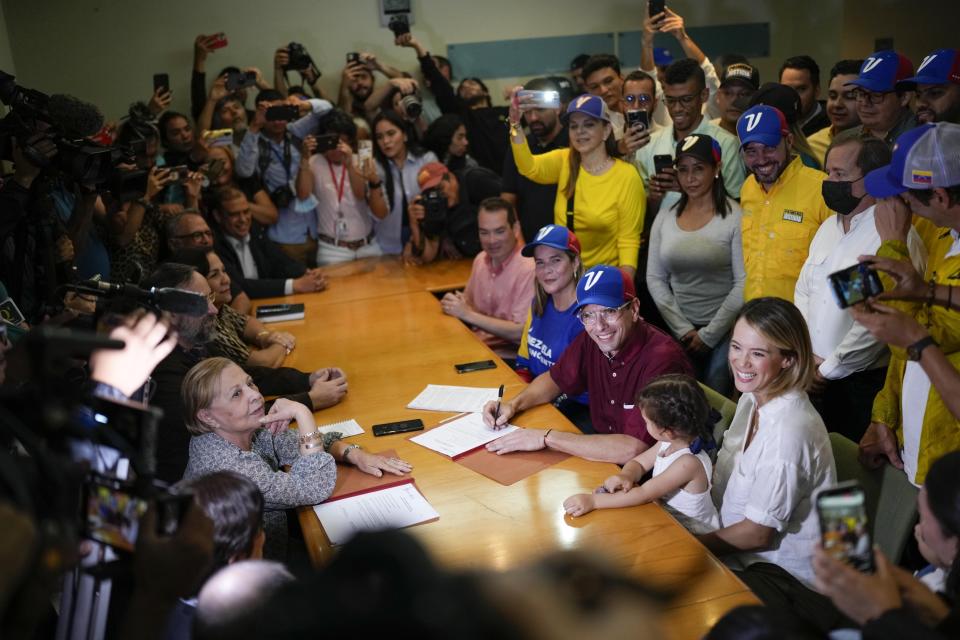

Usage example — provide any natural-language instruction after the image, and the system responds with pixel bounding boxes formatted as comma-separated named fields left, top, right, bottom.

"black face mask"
left=822, top=177, right=865, bottom=215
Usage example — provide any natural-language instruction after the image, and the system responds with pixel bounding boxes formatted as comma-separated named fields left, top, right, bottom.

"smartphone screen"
left=817, top=483, right=875, bottom=572
left=83, top=476, right=148, bottom=553
left=829, top=263, right=884, bottom=309
left=517, top=90, right=560, bottom=110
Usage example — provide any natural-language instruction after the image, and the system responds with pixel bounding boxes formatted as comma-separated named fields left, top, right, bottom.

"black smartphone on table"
left=372, top=419, right=424, bottom=437
left=454, top=360, right=497, bottom=374
left=828, top=263, right=884, bottom=309
left=816, top=481, right=875, bottom=573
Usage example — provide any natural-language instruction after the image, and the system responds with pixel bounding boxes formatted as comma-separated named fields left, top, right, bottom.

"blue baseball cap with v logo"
left=575, top=265, right=636, bottom=311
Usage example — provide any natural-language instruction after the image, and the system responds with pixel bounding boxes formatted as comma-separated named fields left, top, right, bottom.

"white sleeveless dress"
left=653, top=441, right=720, bottom=535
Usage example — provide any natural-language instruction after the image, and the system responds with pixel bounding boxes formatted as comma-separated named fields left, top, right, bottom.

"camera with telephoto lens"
left=283, top=42, right=314, bottom=72
left=399, top=93, right=422, bottom=119
left=269, top=184, right=295, bottom=209
left=420, top=188, right=447, bottom=237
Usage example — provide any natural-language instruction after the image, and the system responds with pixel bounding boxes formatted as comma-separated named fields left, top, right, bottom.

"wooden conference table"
left=258, top=256, right=757, bottom=639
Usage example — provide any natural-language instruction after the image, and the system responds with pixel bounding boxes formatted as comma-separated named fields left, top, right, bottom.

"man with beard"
left=337, top=53, right=405, bottom=136
left=501, top=77, right=569, bottom=242
left=145, top=263, right=347, bottom=483
left=396, top=32, right=509, bottom=172
left=909, top=48, right=960, bottom=125
left=737, top=104, right=831, bottom=301
left=807, top=60, right=863, bottom=167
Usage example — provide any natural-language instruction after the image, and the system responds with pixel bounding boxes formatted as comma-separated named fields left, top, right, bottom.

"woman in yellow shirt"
left=508, top=90, right=645, bottom=275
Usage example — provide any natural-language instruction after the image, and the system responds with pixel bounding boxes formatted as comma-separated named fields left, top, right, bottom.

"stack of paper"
left=407, top=384, right=500, bottom=413
left=316, top=419, right=364, bottom=438
left=313, top=480, right=439, bottom=546
left=410, top=413, right=518, bottom=458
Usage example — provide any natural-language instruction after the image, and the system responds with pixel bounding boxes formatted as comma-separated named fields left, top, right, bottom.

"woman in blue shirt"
left=516, top=224, right=591, bottom=431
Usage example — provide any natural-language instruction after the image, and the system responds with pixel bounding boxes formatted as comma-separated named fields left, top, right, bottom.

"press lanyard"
left=328, top=160, right=348, bottom=207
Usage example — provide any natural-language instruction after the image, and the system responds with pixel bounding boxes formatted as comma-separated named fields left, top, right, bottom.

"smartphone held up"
left=816, top=481, right=875, bottom=573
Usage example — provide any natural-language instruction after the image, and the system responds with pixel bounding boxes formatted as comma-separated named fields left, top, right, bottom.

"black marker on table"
left=494, top=384, right=504, bottom=423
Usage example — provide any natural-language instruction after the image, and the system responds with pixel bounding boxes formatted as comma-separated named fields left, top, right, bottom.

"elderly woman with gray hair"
left=181, top=357, right=412, bottom=560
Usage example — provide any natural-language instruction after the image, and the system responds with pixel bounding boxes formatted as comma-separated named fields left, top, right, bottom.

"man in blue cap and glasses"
left=482, top=265, right=691, bottom=463
left=846, top=50, right=918, bottom=145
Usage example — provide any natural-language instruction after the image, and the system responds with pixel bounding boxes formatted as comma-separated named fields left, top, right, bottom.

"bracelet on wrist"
left=342, top=443, right=361, bottom=463
left=298, top=430, right=322, bottom=445
left=543, top=428, right=553, bottom=448
left=368, top=181, right=382, bottom=189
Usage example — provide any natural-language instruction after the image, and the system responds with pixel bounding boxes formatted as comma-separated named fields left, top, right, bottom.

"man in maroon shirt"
left=483, top=265, right=693, bottom=464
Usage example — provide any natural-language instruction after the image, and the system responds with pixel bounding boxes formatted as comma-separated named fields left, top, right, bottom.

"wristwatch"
left=342, top=443, right=361, bottom=463
left=907, top=335, right=937, bottom=361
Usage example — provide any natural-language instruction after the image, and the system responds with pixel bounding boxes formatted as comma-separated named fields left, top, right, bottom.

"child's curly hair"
left=636, top=374, right=713, bottom=450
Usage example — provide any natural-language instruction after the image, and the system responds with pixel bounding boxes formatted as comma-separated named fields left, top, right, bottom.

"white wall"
left=2, top=0, right=950, bottom=123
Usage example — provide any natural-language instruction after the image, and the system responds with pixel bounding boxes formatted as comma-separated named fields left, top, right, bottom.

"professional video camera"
left=0, top=320, right=192, bottom=638
left=0, top=70, right=133, bottom=189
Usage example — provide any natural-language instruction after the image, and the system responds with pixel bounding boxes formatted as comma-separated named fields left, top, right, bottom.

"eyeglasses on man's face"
left=578, top=301, right=631, bottom=326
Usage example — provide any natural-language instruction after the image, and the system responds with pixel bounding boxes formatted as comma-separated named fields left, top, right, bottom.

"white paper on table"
left=316, top=419, right=364, bottom=438
left=406, top=384, right=500, bottom=413
left=409, top=412, right=519, bottom=458
left=312, top=481, right=439, bottom=546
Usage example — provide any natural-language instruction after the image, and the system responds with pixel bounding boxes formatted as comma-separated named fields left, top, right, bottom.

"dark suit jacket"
left=214, top=224, right=306, bottom=299
left=151, top=344, right=312, bottom=484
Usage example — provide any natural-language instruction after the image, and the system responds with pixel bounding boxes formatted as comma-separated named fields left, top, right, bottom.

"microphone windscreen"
left=47, top=93, right=104, bottom=138
left=153, top=288, right=210, bottom=316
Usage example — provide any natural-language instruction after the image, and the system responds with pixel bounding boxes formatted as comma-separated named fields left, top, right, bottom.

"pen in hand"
left=494, top=384, right=504, bottom=424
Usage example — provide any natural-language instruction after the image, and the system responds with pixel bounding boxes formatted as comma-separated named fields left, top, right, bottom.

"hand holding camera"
left=274, top=47, right=290, bottom=72
left=300, top=134, right=317, bottom=160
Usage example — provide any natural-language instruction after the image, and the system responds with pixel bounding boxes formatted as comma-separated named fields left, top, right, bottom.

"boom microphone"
left=69, top=280, right=210, bottom=316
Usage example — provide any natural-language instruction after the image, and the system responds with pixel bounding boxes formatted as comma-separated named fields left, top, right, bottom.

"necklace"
left=582, top=156, right=612, bottom=174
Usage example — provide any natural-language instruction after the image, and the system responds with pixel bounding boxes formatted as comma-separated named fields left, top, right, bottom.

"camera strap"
left=565, top=181, right=576, bottom=231
left=258, top=134, right=294, bottom=188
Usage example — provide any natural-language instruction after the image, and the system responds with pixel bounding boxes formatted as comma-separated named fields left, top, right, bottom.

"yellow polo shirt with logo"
left=740, top=156, right=831, bottom=301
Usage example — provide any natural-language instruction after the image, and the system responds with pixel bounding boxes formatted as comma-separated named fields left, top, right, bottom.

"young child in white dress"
left=563, top=374, right=720, bottom=534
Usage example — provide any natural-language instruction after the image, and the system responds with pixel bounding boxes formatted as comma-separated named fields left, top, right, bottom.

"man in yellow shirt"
left=737, top=104, right=832, bottom=300
left=859, top=122, right=960, bottom=486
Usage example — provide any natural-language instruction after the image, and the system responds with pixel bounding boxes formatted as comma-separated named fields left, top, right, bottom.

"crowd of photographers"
left=2, top=1, right=960, bottom=638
